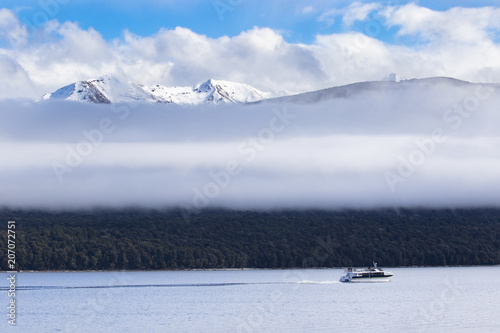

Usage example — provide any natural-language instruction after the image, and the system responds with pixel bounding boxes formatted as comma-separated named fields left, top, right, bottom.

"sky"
left=1, top=1, right=500, bottom=210
left=1, top=1, right=500, bottom=98
left=3, top=0, right=500, bottom=43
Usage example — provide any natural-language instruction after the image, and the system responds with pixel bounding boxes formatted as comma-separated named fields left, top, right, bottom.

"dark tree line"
left=1, top=208, right=500, bottom=271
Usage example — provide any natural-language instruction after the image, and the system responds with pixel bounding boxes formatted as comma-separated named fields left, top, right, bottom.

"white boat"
left=339, top=262, right=393, bottom=282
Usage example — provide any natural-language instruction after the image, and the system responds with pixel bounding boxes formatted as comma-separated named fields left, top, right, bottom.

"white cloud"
left=317, top=9, right=337, bottom=27
left=318, top=2, right=381, bottom=27
left=302, top=6, right=315, bottom=15
left=383, top=3, right=500, bottom=44
left=0, top=54, right=34, bottom=98
left=0, top=5, right=499, bottom=102
left=0, top=8, right=27, bottom=45
left=342, top=2, right=381, bottom=26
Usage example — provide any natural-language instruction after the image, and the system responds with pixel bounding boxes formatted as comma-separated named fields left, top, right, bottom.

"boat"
left=339, top=262, right=393, bottom=282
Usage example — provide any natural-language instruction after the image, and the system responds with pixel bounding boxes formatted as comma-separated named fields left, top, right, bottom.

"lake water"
left=1, top=267, right=499, bottom=332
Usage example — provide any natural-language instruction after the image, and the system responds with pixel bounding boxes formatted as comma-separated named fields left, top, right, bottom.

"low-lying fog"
left=1, top=81, right=499, bottom=210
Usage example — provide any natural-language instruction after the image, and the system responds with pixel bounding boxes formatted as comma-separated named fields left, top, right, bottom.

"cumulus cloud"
left=0, top=4, right=500, bottom=100
left=382, top=4, right=500, bottom=44
left=0, top=8, right=27, bottom=45
left=1, top=79, right=500, bottom=209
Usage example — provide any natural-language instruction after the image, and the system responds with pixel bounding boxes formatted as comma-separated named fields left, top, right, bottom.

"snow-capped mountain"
left=42, top=74, right=498, bottom=107
left=41, top=76, right=274, bottom=105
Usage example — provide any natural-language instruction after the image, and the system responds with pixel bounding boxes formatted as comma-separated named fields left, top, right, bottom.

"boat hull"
left=346, top=276, right=392, bottom=283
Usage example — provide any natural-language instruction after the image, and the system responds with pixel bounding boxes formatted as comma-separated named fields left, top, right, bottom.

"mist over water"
left=1, top=80, right=500, bottom=210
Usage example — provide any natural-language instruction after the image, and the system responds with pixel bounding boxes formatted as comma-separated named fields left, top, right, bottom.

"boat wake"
left=297, top=280, right=340, bottom=284
left=0, top=281, right=299, bottom=291
left=1, top=283, right=254, bottom=290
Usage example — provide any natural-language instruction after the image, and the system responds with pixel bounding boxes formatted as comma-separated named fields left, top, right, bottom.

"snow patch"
left=383, top=73, right=407, bottom=82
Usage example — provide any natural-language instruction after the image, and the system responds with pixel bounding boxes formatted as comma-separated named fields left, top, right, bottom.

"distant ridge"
left=262, top=77, right=486, bottom=104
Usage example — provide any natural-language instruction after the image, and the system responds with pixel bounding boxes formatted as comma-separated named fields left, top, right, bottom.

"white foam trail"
left=297, top=280, right=340, bottom=284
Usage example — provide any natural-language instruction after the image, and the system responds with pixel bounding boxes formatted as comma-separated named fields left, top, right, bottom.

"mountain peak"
left=196, top=78, right=218, bottom=92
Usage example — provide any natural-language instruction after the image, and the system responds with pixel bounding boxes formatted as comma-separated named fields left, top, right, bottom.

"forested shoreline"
left=1, top=208, right=500, bottom=271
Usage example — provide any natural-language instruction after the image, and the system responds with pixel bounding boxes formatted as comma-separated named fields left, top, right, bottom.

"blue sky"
left=4, top=0, right=500, bottom=43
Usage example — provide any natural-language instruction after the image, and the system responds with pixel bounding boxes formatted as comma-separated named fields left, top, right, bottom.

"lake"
left=1, top=267, right=499, bottom=332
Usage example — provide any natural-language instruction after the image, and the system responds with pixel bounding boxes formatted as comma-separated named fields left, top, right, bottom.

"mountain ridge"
left=41, top=75, right=498, bottom=106
left=41, top=76, right=274, bottom=105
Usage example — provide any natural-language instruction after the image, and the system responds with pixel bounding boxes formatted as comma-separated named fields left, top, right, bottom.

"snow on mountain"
left=41, top=78, right=113, bottom=104
left=41, top=76, right=273, bottom=105
left=383, top=73, right=407, bottom=82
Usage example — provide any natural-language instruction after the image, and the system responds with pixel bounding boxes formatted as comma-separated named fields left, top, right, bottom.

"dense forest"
left=1, top=208, right=500, bottom=271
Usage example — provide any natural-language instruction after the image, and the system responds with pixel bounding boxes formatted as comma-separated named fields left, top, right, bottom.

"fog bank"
left=1, top=82, right=499, bottom=209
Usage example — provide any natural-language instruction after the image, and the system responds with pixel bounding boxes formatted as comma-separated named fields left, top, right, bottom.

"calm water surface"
left=1, top=267, right=499, bottom=332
